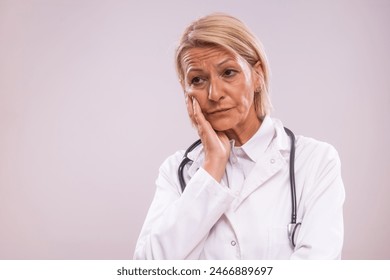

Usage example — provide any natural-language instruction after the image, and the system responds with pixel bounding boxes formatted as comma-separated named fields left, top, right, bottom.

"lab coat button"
left=231, top=240, right=236, bottom=246
left=270, top=158, right=275, bottom=164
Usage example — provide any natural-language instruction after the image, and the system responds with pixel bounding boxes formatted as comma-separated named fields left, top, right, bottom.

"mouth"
left=208, top=108, right=232, bottom=115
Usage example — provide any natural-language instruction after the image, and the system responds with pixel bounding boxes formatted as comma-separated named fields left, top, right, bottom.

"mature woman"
left=134, top=13, right=345, bottom=259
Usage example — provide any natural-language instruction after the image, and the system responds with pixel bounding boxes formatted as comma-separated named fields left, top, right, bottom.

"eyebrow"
left=185, top=58, right=236, bottom=75
left=216, top=58, right=235, bottom=67
left=186, top=66, right=203, bottom=75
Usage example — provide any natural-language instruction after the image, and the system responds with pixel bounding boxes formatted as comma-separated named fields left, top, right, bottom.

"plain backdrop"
left=0, top=0, right=389, bottom=259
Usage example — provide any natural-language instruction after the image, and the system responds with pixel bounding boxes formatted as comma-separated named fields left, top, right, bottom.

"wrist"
left=203, top=159, right=227, bottom=182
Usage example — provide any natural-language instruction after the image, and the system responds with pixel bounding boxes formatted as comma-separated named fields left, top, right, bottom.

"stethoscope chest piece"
left=288, top=222, right=301, bottom=248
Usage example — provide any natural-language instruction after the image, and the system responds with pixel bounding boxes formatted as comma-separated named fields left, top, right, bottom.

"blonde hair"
left=175, top=13, right=272, bottom=118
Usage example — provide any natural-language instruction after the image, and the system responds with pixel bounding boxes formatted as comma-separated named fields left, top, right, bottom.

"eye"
left=223, top=69, right=237, bottom=77
left=190, top=76, right=204, bottom=85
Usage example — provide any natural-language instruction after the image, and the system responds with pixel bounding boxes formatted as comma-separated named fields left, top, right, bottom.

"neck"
left=224, top=110, right=261, bottom=147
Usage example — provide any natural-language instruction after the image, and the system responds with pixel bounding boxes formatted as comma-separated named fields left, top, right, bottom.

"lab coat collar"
left=240, top=115, right=275, bottom=162
left=185, top=117, right=291, bottom=178
left=270, top=118, right=291, bottom=153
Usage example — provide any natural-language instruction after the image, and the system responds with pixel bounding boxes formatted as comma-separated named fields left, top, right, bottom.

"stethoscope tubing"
left=178, top=139, right=201, bottom=193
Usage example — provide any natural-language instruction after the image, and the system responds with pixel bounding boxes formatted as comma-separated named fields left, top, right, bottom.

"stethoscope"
left=178, top=127, right=301, bottom=248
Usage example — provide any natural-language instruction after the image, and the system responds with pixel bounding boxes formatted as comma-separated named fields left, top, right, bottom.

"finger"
left=185, top=94, right=196, bottom=127
left=192, top=98, right=208, bottom=127
left=192, top=98, right=214, bottom=136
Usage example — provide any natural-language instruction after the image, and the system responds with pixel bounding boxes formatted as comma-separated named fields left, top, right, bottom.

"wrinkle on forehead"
left=181, top=46, right=253, bottom=86
left=181, top=46, right=237, bottom=74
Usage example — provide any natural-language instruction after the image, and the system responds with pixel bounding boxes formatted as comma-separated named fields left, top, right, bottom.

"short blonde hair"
left=175, top=13, right=272, bottom=118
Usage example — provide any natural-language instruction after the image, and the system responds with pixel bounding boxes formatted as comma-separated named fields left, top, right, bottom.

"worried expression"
left=181, top=46, right=260, bottom=132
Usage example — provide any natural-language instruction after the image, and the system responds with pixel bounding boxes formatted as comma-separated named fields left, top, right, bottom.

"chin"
left=208, top=118, right=235, bottom=132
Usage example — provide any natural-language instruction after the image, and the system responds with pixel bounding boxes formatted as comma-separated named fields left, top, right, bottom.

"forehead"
left=181, top=46, right=239, bottom=70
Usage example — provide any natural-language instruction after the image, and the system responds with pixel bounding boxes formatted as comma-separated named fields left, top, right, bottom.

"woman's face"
left=181, top=46, right=259, bottom=132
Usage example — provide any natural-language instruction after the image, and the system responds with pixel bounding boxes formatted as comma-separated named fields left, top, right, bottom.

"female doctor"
left=134, top=13, right=345, bottom=260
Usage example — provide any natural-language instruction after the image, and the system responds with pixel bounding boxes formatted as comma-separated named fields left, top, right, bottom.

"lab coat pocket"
left=267, top=227, right=292, bottom=259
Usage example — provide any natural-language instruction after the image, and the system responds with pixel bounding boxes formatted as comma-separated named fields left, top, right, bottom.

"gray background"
left=0, top=0, right=389, bottom=259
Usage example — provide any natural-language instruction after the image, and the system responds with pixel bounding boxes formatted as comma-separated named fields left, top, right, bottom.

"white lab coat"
left=134, top=118, right=345, bottom=259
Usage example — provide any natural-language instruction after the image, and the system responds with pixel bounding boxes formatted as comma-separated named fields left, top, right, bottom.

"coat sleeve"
left=133, top=152, right=235, bottom=259
left=290, top=142, right=345, bottom=259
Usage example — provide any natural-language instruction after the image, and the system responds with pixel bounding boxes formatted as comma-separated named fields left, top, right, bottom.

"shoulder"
left=153, top=150, right=186, bottom=195
left=156, top=143, right=204, bottom=194
left=295, top=135, right=340, bottom=165
left=270, top=117, right=340, bottom=164
left=294, top=135, right=342, bottom=185
left=159, top=149, right=186, bottom=174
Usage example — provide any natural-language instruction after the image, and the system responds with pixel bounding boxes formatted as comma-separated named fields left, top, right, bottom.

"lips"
left=208, top=108, right=232, bottom=114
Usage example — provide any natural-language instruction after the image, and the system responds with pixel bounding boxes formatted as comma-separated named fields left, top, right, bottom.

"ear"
left=179, top=78, right=185, bottom=89
left=252, top=61, right=264, bottom=89
left=253, top=61, right=262, bottom=73
left=253, top=61, right=263, bottom=78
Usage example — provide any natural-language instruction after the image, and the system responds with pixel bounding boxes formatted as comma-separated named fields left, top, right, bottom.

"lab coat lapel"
left=238, top=122, right=290, bottom=207
left=239, top=149, right=286, bottom=202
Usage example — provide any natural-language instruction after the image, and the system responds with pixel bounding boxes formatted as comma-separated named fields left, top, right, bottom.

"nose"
left=208, top=77, right=225, bottom=102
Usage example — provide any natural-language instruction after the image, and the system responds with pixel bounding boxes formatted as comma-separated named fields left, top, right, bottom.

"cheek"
left=233, top=83, right=255, bottom=110
left=185, top=88, right=208, bottom=110
left=243, top=89, right=255, bottom=106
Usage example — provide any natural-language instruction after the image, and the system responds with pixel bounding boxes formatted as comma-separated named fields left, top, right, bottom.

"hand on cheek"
left=185, top=95, right=230, bottom=182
